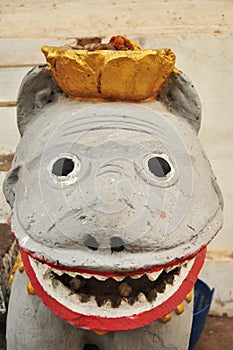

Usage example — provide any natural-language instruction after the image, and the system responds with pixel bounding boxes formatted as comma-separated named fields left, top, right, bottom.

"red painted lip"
left=20, top=247, right=206, bottom=331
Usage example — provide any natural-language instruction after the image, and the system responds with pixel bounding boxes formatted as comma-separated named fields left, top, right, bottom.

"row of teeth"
left=49, top=265, right=182, bottom=307
left=51, top=264, right=185, bottom=282
left=32, top=257, right=193, bottom=315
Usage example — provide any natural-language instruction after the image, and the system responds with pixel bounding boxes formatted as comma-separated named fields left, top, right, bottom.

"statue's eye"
left=148, top=156, right=171, bottom=178
left=49, top=154, right=80, bottom=184
left=52, top=157, right=75, bottom=177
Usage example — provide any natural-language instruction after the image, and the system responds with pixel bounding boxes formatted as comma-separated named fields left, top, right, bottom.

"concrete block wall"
left=0, top=0, right=232, bottom=316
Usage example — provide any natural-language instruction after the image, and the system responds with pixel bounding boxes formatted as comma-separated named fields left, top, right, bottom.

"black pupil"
left=148, top=157, right=171, bottom=178
left=52, top=157, right=75, bottom=176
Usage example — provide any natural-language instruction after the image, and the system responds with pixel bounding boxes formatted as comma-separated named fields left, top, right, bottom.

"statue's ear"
left=158, top=71, right=202, bottom=133
left=3, top=165, right=20, bottom=208
left=17, top=65, right=63, bottom=136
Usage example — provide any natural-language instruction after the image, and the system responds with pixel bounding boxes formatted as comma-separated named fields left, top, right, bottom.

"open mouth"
left=51, top=265, right=181, bottom=308
left=20, top=247, right=206, bottom=331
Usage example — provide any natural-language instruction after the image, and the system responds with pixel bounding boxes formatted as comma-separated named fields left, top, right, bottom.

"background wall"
left=0, top=0, right=232, bottom=316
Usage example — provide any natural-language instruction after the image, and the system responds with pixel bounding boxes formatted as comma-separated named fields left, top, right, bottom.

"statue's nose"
left=80, top=162, right=135, bottom=252
left=84, top=234, right=125, bottom=253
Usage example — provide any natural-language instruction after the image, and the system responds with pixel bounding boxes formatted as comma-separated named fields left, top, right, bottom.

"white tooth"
left=130, top=274, right=143, bottom=280
left=51, top=268, right=63, bottom=276
left=51, top=278, right=59, bottom=289
left=81, top=273, right=95, bottom=279
left=93, top=274, right=108, bottom=281
left=105, top=300, right=113, bottom=307
left=43, top=268, right=53, bottom=280
left=119, top=299, right=128, bottom=307
left=146, top=271, right=162, bottom=281
left=89, top=295, right=96, bottom=304
left=137, top=292, right=147, bottom=303
left=50, top=268, right=109, bottom=280
left=164, top=266, right=176, bottom=273
left=180, top=261, right=188, bottom=268
left=67, top=271, right=79, bottom=278
left=51, top=267, right=78, bottom=278
left=112, top=276, right=125, bottom=281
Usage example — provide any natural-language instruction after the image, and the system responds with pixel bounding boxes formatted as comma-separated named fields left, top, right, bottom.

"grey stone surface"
left=17, top=65, right=63, bottom=136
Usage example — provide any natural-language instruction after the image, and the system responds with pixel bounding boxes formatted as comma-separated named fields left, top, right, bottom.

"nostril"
left=84, top=235, right=99, bottom=251
left=83, top=345, right=100, bottom=350
left=110, top=237, right=125, bottom=253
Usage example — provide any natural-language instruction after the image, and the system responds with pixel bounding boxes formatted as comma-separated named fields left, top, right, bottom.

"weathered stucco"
left=3, top=60, right=223, bottom=348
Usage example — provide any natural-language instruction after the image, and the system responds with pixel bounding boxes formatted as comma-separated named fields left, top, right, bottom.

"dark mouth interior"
left=51, top=267, right=181, bottom=308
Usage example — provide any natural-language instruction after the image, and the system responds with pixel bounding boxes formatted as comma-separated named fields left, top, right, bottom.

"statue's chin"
left=20, top=247, right=206, bottom=331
